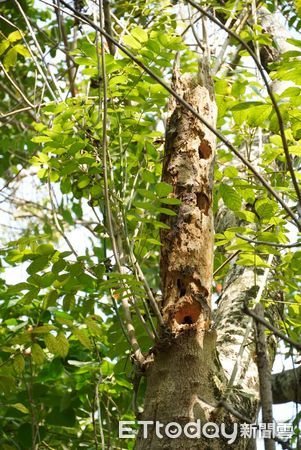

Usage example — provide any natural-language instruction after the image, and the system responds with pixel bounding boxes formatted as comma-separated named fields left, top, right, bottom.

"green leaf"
left=31, top=343, right=45, bottom=365
left=44, top=333, right=59, bottom=354
left=147, top=238, right=162, bottom=246
left=63, top=293, right=75, bottom=311
left=0, top=40, right=10, bottom=56
left=288, top=144, right=301, bottom=155
left=231, top=101, right=264, bottom=111
left=219, top=184, right=242, bottom=211
left=78, top=175, right=90, bottom=189
left=73, top=328, right=92, bottom=349
left=123, top=35, right=141, bottom=49
left=255, top=198, right=278, bottom=219
left=13, top=354, right=25, bottom=375
left=137, top=188, right=157, bottom=200
left=131, top=27, right=148, bottom=43
left=14, top=44, right=31, bottom=57
left=0, top=376, right=15, bottom=395
left=43, top=290, right=59, bottom=308
left=237, top=254, right=270, bottom=268
left=4, top=47, right=17, bottom=68
left=10, top=403, right=29, bottom=414
left=158, top=207, right=177, bottom=216
left=36, top=244, right=55, bottom=256
left=8, top=30, right=23, bottom=42
left=134, top=201, right=155, bottom=211
left=247, top=104, right=272, bottom=127
left=90, top=185, right=102, bottom=197
left=155, top=182, right=173, bottom=197
left=56, top=333, right=69, bottom=357
left=32, top=325, right=56, bottom=334
left=159, top=197, right=181, bottom=205
left=31, top=135, right=52, bottom=143
left=52, top=258, right=67, bottom=274
left=26, top=256, right=49, bottom=275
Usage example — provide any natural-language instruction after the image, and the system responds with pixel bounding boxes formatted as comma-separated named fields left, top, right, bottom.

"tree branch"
left=272, top=365, right=301, bottom=404
left=243, top=303, right=301, bottom=351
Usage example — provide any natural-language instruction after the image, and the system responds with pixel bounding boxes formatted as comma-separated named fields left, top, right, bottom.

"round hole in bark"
left=183, top=316, right=193, bottom=324
left=198, top=140, right=211, bottom=159
left=175, top=301, right=202, bottom=325
left=197, top=193, right=210, bottom=215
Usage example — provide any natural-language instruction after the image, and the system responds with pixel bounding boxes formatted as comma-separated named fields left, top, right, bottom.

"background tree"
left=0, top=0, right=300, bottom=449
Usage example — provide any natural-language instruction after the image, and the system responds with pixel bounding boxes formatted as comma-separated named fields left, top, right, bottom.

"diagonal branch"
left=243, top=303, right=301, bottom=351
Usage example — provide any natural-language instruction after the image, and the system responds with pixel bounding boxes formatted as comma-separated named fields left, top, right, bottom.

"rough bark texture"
left=159, top=73, right=216, bottom=333
left=135, top=73, right=259, bottom=450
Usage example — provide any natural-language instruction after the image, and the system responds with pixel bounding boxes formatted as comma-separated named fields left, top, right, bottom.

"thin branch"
left=243, top=303, right=301, bottom=351
left=96, top=0, right=145, bottom=363
left=13, top=0, right=61, bottom=101
left=198, top=396, right=252, bottom=423
left=42, top=0, right=301, bottom=230
left=212, top=1, right=249, bottom=75
left=103, top=0, right=116, bottom=55
left=0, top=105, right=37, bottom=119
left=55, top=0, right=76, bottom=97
left=187, top=4, right=204, bottom=51
left=213, top=250, right=240, bottom=277
left=0, top=62, right=34, bottom=107
left=47, top=176, right=78, bottom=256
left=236, top=233, right=301, bottom=248
left=216, top=399, right=253, bottom=424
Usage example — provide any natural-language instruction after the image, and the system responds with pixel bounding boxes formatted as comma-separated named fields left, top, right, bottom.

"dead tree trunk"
left=135, top=70, right=259, bottom=449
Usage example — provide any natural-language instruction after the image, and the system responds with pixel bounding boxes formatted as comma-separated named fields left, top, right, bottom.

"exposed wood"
left=160, top=71, right=216, bottom=334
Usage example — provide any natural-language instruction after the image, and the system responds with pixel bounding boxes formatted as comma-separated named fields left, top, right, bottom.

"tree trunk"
left=135, top=70, right=259, bottom=449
